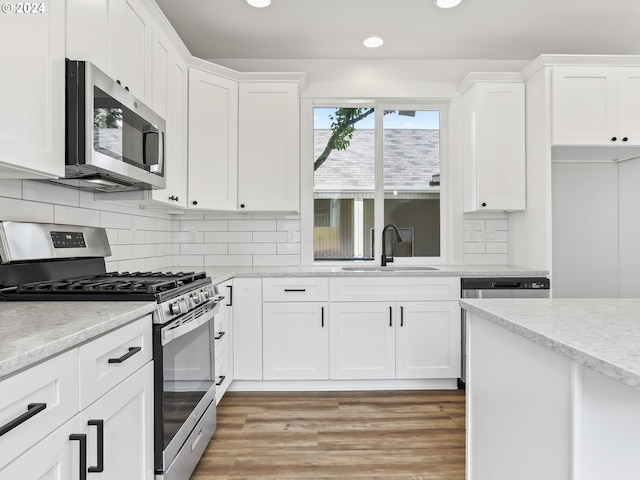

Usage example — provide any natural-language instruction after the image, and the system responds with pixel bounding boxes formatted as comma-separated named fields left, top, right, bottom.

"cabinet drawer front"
left=329, top=277, right=460, bottom=302
left=263, top=277, right=329, bottom=301
left=79, top=316, right=152, bottom=409
left=0, top=349, right=79, bottom=469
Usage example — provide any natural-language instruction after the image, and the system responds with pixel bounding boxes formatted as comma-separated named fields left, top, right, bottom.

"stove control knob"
left=191, top=293, right=201, bottom=305
left=201, top=289, right=210, bottom=300
left=169, top=301, right=182, bottom=315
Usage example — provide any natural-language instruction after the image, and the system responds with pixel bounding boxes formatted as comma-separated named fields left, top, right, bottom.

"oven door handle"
left=161, top=299, right=220, bottom=346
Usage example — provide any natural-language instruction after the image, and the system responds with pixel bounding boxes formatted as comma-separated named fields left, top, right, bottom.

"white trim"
left=228, top=378, right=459, bottom=392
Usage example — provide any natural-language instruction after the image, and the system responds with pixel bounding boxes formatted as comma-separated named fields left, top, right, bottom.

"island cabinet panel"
left=466, top=313, right=571, bottom=480
left=581, top=367, right=640, bottom=480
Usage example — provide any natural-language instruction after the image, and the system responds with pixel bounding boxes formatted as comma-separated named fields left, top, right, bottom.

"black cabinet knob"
left=611, top=136, right=617, bottom=142
left=623, top=137, right=629, bottom=142
left=481, top=202, right=487, bottom=207
left=240, top=204, right=245, bottom=209
left=192, top=200, right=198, bottom=206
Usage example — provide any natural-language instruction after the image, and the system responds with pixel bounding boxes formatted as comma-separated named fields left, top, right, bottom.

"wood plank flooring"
left=191, top=389, right=465, bottom=479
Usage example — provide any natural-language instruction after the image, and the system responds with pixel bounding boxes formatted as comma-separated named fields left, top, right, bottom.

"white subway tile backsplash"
left=277, top=219, right=301, bottom=231
left=277, top=243, right=301, bottom=255
left=145, top=256, right=169, bottom=272
left=23, top=181, right=79, bottom=207
left=463, top=243, right=486, bottom=254
left=463, top=219, right=486, bottom=231
left=54, top=205, right=101, bottom=227
left=117, top=229, right=133, bottom=245
left=0, top=197, right=54, bottom=223
left=229, top=243, right=277, bottom=255
left=180, top=220, right=227, bottom=232
left=109, top=244, right=133, bottom=262
left=0, top=180, right=22, bottom=198
left=253, top=231, right=288, bottom=243
left=228, top=219, right=276, bottom=231
left=173, top=255, right=206, bottom=267
left=204, top=254, right=252, bottom=267
left=101, top=211, right=133, bottom=229
left=464, top=253, right=509, bottom=265
left=463, top=230, right=483, bottom=242
left=486, top=219, right=508, bottom=231
left=181, top=243, right=228, bottom=255
left=204, top=231, right=253, bottom=243
left=486, top=242, right=508, bottom=254
left=253, top=254, right=301, bottom=267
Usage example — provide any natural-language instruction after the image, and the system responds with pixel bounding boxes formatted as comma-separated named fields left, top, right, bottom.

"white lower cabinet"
left=395, top=301, right=461, bottom=379
left=0, top=415, right=81, bottom=480
left=0, top=316, right=154, bottom=479
left=233, top=278, right=263, bottom=380
left=214, top=279, right=234, bottom=403
left=79, top=362, right=154, bottom=479
left=329, top=302, right=396, bottom=380
left=263, top=302, right=328, bottom=380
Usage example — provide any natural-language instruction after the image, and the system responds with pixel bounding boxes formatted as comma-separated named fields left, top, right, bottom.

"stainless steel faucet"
left=381, top=224, right=404, bottom=266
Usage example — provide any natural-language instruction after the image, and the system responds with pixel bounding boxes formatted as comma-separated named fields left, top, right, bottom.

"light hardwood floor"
left=191, top=389, right=465, bottom=479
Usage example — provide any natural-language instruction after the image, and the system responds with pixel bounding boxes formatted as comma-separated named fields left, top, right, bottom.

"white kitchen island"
left=461, top=298, right=640, bottom=480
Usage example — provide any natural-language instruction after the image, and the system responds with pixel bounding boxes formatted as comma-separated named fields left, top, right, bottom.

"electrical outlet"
left=188, top=230, right=199, bottom=242
left=483, top=230, right=494, bottom=241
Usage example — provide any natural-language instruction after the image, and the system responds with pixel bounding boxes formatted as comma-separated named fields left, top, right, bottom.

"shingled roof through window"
left=313, top=129, right=440, bottom=191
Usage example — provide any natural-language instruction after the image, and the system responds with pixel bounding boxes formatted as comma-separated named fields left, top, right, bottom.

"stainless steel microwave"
left=50, top=59, right=166, bottom=192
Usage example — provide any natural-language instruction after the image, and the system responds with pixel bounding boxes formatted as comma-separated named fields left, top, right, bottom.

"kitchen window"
left=306, top=104, right=446, bottom=264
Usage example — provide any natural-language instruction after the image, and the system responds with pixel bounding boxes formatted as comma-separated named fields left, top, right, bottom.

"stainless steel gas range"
left=0, top=221, right=223, bottom=480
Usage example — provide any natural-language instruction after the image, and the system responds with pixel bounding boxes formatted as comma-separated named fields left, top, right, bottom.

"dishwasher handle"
left=491, top=281, right=522, bottom=289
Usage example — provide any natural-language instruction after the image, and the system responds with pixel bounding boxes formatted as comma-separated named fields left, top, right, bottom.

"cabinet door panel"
left=263, top=302, right=328, bottom=380
left=233, top=278, right=263, bottom=380
left=66, top=0, right=111, bottom=73
left=81, top=363, right=154, bottom=480
left=618, top=67, right=640, bottom=146
left=188, top=69, right=238, bottom=210
left=0, top=416, right=81, bottom=480
left=329, top=302, right=395, bottom=380
left=551, top=67, right=617, bottom=145
left=0, top=0, right=64, bottom=179
left=396, top=301, right=461, bottom=379
left=238, top=83, right=299, bottom=212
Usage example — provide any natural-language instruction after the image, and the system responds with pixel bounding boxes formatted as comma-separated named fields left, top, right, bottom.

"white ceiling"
left=155, top=0, right=640, bottom=63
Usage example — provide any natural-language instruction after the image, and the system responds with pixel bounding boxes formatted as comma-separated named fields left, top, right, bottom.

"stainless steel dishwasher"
left=459, top=276, right=550, bottom=385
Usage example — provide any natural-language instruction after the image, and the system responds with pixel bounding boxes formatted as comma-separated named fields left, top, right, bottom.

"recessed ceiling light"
left=434, top=0, right=461, bottom=8
left=363, top=36, right=384, bottom=48
left=247, top=0, right=271, bottom=7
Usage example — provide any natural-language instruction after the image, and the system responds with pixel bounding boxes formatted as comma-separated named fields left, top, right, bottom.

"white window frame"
left=300, top=98, right=452, bottom=267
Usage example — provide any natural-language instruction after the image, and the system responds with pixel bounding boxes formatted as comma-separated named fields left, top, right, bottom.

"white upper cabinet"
left=188, top=68, right=239, bottom=210
left=462, top=81, right=525, bottom=212
left=238, top=82, right=300, bottom=213
left=67, top=0, right=152, bottom=103
left=149, top=28, right=187, bottom=207
left=0, top=0, right=65, bottom=179
left=552, top=66, right=640, bottom=147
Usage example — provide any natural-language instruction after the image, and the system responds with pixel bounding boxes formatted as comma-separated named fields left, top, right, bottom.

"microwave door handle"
left=142, top=125, right=160, bottom=168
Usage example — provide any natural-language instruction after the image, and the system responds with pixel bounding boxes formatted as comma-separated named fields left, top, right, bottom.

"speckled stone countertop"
left=0, top=301, right=156, bottom=380
left=208, top=264, right=548, bottom=285
left=460, top=298, right=640, bottom=391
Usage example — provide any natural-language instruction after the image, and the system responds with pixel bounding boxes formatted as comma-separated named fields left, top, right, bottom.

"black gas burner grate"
left=4, top=271, right=209, bottom=297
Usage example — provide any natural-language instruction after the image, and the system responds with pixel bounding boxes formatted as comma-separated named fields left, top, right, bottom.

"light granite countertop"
left=208, top=264, right=548, bottom=285
left=460, top=298, right=640, bottom=391
left=0, top=301, right=157, bottom=380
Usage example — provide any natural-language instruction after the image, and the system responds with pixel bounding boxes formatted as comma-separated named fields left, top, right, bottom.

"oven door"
left=154, top=300, right=219, bottom=474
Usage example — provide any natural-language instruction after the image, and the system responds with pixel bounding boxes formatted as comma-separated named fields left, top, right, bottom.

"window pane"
left=382, top=110, right=441, bottom=258
left=313, top=107, right=375, bottom=260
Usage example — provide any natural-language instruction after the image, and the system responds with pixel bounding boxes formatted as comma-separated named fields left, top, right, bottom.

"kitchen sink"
left=341, top=266, right=439, bottom=272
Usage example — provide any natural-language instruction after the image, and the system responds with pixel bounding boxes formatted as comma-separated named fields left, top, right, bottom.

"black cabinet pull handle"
left=226, top=285, right=233, bottom=306
left=69, top=433, right=87, bottom=480
left=321, top=306, right=324, bottom=327
left=284, top=288, right=306, bottom=292
left=87, top=420, right=104, bottom=473
left=215, top=375, right=226, bottom=386
left=623, top=137, right=629, bottom=142
left=214, top=331, right=226, bottom=340
left=389, top=306, right=393, bottom=327
left=400, top=306, right=404, bottom=327
left=611, top=136, right=617, bottom=142
left=108, top=346, right=141, bottom=364
left=0, top=402, right=47, bottom=437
